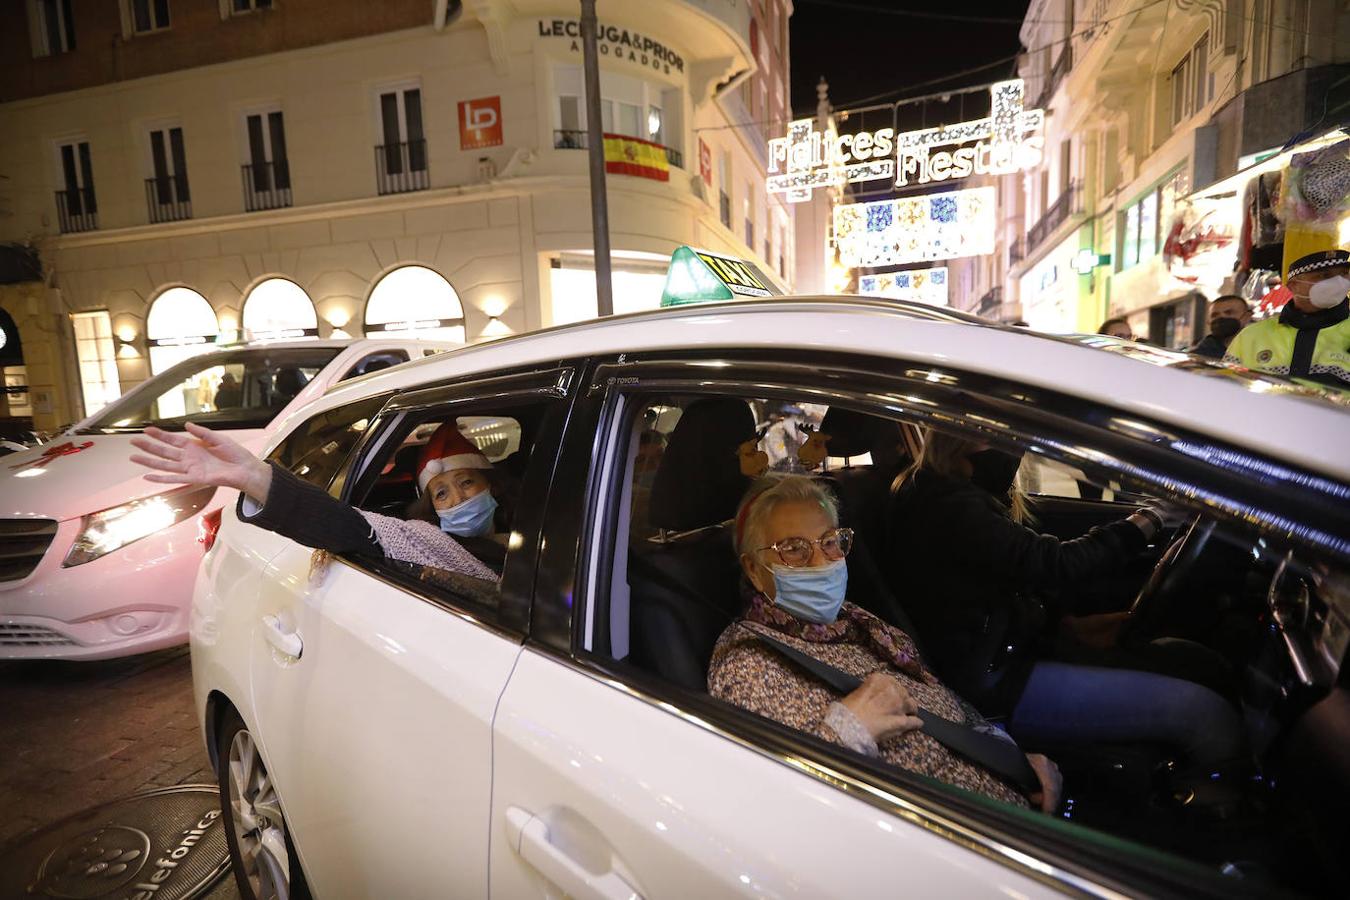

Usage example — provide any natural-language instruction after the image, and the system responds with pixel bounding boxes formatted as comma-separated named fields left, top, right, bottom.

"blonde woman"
left=707, top=474, right=1063, bottom=811
left=886, top=428, right=1245, bottom=772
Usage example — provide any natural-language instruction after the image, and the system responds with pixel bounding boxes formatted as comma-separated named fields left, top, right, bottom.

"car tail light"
left=198, top=509, right=223, bottom=552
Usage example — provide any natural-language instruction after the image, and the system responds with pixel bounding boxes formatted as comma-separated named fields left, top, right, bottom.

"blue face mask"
left=768, top=558, right=848, bottom=624
left=436, top=490, right=498, bottom=537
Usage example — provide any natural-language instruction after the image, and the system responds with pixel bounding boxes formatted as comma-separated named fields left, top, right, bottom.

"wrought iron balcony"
left=242, top=160, right=292, bottom=212
left=144, top=175, right=191, bottom=224
left=374, top=140, right=429, bottom=195
left=54, top=188, right=98, bottom=234
left=1009, top=238, right=1027, bottom=266
left=977, top=286, right=1004, bottom=317
left=553, top=130, right=684, bottom=168
left=1026, top=180, right=1083, bottom=252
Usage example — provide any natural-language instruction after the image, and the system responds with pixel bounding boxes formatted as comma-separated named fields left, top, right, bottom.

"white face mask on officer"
left=1307, top=274, right=1350, bottom=309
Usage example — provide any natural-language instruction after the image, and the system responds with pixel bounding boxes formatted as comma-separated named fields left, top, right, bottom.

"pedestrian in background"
left=1224, top=249, right=1350, bottom=386
left=1190, top=295, right=1252, bottom=359
left=1097, top=317, right=1133, bottom=340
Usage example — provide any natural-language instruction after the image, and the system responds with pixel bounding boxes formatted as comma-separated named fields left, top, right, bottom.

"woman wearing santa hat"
left=130, top=420, right=506, bottom=580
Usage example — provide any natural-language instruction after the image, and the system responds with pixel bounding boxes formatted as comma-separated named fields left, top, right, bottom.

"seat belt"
left=745, top=628, right=1041, bottom=795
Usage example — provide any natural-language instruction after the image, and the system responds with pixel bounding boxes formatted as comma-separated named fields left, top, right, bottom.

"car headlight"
left=63, top=484, right=218, bottom=567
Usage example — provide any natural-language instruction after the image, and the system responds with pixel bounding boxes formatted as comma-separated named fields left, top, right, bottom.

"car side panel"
left=247, top=545, right=521, bottom=899
left=490, top=650, right=1059, bottom=899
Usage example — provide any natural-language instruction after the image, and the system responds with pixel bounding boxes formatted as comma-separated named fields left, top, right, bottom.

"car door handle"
left=505, top=806, right=642, bottom=900
left=261, top=614, right=302, bottom=659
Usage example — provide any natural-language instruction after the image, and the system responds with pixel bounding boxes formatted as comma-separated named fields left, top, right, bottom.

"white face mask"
left=1307, top=275, right=1350, bottom=309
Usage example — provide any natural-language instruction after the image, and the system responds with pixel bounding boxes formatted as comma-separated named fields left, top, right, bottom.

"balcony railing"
left=55, top=188, right=98, bottom=233
left=1009, top=238, right=1027, bottom=266
left=144, top=175, right=192, bottom=224
left=1036, top=45, right=1074, bottom=108
left=553, top=130, right=684, bottom=169
left=242, top=160, right=292, bottom=212
left=977, top=286, right=1004, bottom=317
left=375, top=140, right=429, bottom=195
left=1027, top=180, right=1083, bottom=252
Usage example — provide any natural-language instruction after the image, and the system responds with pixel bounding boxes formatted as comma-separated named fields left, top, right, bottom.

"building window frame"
left=144, top=121, right=192, bottom=223
left=220, top=0, right=272, bottom=16
left=551, top=65, right=681, bottom=161
left=123, top=0, right=171, bottom=36
left=53, top=136, right=98, bottom=234
left=28, top=0, right=76, bottom=58
left=1169, top=33, right=1209, bottom=127
left=374, top=80, right=429, bottom=195
left=1117, top=166, right=1188, bottom=272
left=239, top=104, right=291, bottom=211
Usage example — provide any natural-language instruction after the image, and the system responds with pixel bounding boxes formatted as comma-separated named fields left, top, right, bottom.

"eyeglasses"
left=753, top=527, right=854, bottom=568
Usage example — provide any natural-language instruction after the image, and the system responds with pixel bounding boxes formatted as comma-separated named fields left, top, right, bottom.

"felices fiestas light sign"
left=767, top=80, right=1044, bottom=202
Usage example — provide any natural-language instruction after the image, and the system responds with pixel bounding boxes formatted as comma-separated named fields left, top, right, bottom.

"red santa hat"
left=417, top=422, right=492, bottom=491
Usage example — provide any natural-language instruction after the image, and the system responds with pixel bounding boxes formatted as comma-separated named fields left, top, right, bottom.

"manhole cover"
left=0, top=785, right=229, bottom=900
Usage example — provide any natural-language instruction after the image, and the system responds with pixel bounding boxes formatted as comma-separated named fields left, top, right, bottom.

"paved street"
left=0, top=647, right=240, bottom=898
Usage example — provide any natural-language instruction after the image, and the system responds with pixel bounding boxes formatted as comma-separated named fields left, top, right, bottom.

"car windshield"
left=78, top=346, right=341, bottom=433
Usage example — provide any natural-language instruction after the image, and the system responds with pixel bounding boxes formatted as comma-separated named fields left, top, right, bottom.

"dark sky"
left=789, top=0, right=1033, bottom=116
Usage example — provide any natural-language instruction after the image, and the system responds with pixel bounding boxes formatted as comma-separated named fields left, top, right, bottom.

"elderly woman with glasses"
left=707, top=474, right=1061, bottom=811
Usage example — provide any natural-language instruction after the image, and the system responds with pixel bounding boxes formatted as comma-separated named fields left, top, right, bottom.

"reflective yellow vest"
left=1224, top=313, right=1350, bottom=386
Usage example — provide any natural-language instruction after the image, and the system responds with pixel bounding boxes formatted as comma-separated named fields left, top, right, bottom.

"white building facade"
left=0, top=0, right=794, bottom=424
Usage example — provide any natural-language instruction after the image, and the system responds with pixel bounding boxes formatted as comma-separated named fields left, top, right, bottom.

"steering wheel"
left=1120, top=514, right=1215, bottom=643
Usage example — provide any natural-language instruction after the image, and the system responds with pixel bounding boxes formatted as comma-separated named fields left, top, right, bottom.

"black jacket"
left=885, top=469, right=1146, bottom=714
left=1190, top=333, right=1228, bottom=359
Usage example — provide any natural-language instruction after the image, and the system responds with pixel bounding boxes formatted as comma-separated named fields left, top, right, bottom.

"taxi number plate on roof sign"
left=661, top=246, right=781, bottom=307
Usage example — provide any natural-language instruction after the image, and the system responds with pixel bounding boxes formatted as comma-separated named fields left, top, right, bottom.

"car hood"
left=0, top=432, right=263, bottom=521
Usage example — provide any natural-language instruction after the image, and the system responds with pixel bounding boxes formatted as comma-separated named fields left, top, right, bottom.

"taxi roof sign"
left=660, top=246, right=781, bottom=307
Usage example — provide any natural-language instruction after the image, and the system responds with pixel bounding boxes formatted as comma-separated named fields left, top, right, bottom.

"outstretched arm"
left=130, top=422, right=273, bottom=505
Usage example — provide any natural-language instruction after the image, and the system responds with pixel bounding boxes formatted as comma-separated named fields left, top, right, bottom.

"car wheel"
left=216, top=708, right=311, bottom=900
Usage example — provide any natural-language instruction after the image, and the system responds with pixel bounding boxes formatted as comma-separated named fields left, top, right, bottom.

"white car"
left=190, top=298, right=1349, bottom=899
left=0, top=338, right=453, bottom=659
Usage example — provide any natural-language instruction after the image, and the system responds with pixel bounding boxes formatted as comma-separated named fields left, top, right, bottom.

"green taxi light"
left=660, top=246, right=780, bottom=307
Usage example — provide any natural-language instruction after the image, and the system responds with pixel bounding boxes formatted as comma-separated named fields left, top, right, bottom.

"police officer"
left=1224, top=249, right=1350, bottom=386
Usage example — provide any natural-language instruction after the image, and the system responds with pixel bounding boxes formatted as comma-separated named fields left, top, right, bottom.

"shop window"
left=3, top=367, right=31, bottom=417
left=549, top=253, right=669, bottom=326
left=242, top=278, right=318, bottom=340
left=147, top=286, right=219, bottom=375
left=70, top=311, right=120, bottom=417
left=29, top=0, right=76, bottom=57
left=1119, top=168, right=1187, bottom=271
left=365, top=266, right=466, bottom=344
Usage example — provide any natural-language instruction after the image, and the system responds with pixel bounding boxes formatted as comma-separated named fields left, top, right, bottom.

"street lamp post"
left=580, top=0, right=614, bottom=317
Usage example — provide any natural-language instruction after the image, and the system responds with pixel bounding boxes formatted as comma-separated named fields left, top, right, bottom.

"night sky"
left=789, top=0, right=1033, bottom=116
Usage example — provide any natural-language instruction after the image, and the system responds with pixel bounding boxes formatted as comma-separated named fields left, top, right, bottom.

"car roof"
left=314, top=297, right=1350, bottom=483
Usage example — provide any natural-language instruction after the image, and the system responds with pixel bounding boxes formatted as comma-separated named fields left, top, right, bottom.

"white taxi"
left=189, top=297, right=1349, bottom=899
left=0, top=338, right=451, bottom=659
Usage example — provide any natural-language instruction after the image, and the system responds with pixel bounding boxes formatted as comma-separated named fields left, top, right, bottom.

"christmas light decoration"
left=858, top=267, right=949, bottom=306
left=833, top=187, right=996, bottom=268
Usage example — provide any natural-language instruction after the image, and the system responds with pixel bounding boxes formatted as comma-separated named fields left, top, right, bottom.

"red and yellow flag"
left=603, top=133, right=670, bottom=182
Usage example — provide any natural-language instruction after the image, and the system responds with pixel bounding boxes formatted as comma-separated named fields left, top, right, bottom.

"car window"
left=341, top=349, right=409, bottom=381
left=80, top=346, right=340, bottom=432
left=344, top=398, right=553, bottom=624
left=572, top=364, right=1350, bottom=896
left=266, top=395, right=387, bottom=490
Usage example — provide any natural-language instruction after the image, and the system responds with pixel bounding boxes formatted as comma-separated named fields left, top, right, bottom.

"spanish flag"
left=603, top=133, right=670, bottom=182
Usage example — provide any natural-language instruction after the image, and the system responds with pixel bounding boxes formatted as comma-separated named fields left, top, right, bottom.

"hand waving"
left=130, top=422, right=272, bottom=503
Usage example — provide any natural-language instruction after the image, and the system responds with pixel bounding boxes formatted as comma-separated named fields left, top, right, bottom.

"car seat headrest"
left=649, top=398, right=756, bottom=532
left=819, top=406, right=884, bottom=459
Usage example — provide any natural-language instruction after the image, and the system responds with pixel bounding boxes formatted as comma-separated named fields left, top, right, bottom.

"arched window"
left=242, top=277, right=318, bottom=340
left=147, top=286, right=219, bottom=375
left=365, top=265, right=466, bottom=343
